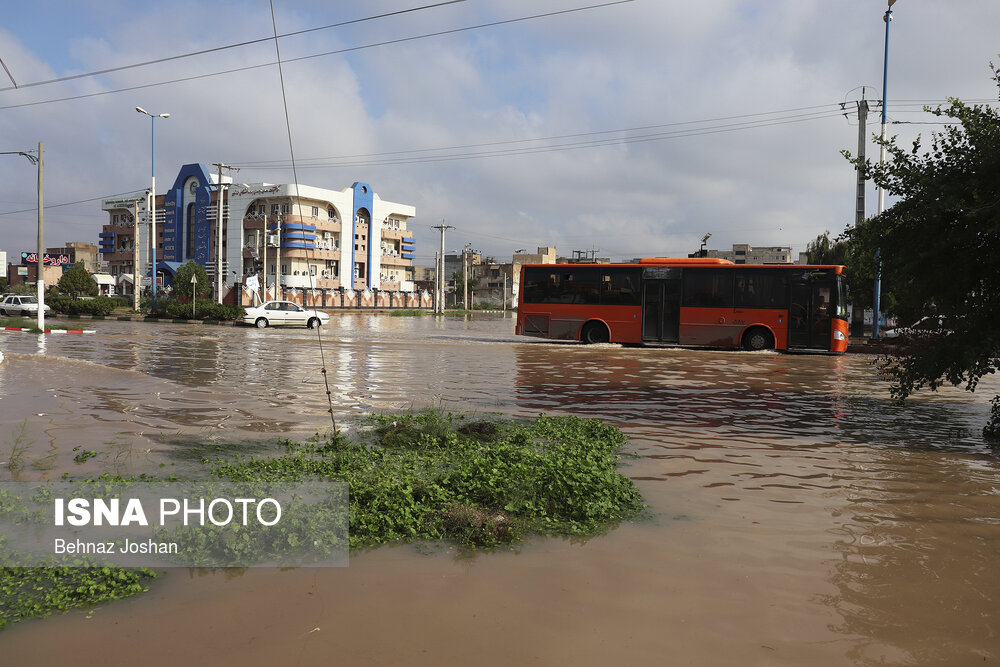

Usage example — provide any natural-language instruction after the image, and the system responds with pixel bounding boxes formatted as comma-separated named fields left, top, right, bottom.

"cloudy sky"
left=1, top=0, right=997, bottom=266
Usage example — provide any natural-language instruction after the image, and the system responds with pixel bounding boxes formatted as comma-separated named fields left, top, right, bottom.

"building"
left=100, top=164, right=417, bottom=300
left=6, top=252, right=63, bottom=288
left=694, top=243, right=794, bottom=264
left=46, top=242, right=101, bottom=273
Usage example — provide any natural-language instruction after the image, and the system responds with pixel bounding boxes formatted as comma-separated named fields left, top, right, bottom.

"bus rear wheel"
left=581, top=321, right=610, bottom=344
left=742, top=327, right=774, bottom=351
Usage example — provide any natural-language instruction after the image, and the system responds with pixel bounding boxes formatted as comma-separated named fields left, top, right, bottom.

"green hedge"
left=46, top=296, right=118, bottom=316
left=144, top=297, right=243, bottom=321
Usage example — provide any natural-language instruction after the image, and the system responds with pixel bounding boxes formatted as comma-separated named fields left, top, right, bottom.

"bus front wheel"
left=581, top=321, right=610, bottom=344
left=742, top=327, right=774, bottom=351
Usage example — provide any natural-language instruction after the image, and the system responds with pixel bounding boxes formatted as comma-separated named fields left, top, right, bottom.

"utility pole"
left=463, top=244, right=470, bottom=310
left=212, top=163, right=239, bottom=304
left=854, top=96, right=870, bottom=227
left=2, top=146, right=42, bottom=327
left=431, top=221, right=454, bottom=313
left=261, top=217, right=268, bottom=302
left=275, top=213, right=282, bottom=300
left=502, top=270, right=507, bottom=315
left=873, top=0, right=896, bottom=339
left=133, top=198, right=141, bottom=312
left=36, top=142, right=44, bottom=331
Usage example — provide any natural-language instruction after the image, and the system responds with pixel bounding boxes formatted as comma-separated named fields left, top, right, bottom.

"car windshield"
left=20, top=296, right=37, bottom=304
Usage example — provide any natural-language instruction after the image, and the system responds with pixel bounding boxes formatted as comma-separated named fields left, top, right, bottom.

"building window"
left=311, top=206, right=318, bottom=217
left=281, top=203, right=290, bottom=214
left=271, top=204, right=279, bottom=216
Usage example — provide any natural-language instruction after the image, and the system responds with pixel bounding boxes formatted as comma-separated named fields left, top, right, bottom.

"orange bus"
left=515, top=257, right=849, bottom=353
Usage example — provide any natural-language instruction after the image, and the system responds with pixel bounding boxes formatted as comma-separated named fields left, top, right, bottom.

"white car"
left=0, top=294, right=51, bottom=317
left=882, top=315, right=950, bottom=339
left=242, top=300, right=330, bottom=329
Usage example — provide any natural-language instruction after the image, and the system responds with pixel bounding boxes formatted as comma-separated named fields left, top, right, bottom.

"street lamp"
left=2, top=146, right=43, bottom=330
left=872, top=0, right=896, bottom=339
left=136, top=106, right=169, bottom=303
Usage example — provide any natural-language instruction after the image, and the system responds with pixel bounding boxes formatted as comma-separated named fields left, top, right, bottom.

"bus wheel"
left=742, top=327, right=774, bottom=351
left=581, top=321, right=610, bottom=344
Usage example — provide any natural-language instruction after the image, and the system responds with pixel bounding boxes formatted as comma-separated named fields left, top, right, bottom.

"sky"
left=0, top=0, right=998, bottom=266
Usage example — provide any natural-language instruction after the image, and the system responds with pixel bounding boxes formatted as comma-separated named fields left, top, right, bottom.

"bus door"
left=641, top=268, right=681, bottom=343
left=789, top=273, right=833, bottom=349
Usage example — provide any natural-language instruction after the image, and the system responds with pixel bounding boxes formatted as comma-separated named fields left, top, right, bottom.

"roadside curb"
left=2, top=327, right=96, bottom=334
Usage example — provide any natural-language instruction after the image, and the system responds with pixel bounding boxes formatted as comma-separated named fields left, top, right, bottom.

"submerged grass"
left=0, top=565, right=158, bottom=631
left=0, top=410, right=643, bottom=630
left=211, top=410, right=644, bottom=549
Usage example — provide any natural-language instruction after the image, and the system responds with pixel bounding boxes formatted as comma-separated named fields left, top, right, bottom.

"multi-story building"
left=46, top=242, right=101, bottom=273
left=100, top=164, right=417, bottom=299
left=229, top=179, right=416, bottom=295
left=697, top=243, right=794, bottom=264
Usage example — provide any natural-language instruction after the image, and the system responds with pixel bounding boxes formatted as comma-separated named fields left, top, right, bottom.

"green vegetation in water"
left=211, top=410, right=644, bottom=549
left=388, top=309, right=426, bottom=317
left=0, top=563, right=157, bottom=631
left=0, top=411, right=643, bottom=630
left=72, top=446, right=99, bottom=464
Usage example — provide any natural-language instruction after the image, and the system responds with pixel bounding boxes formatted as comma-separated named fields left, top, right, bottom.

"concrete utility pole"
left=35, top=141, right=44, bottom=331
left=502, top=270, right=507, bottom=315
left=463, top=244, right=470, bottom=310
left=2, top=146, right=42, bottom=326
left=854, top=96, right=870, bottom=227
left=431, top=221, right=454, bottom=313
left=275, top=212, right=282, bottom=300
left=261, top=219, right=268, bottom=302
left=133, top=199, right=141, bottom=312
left=212, top=163, right=239, bottom=304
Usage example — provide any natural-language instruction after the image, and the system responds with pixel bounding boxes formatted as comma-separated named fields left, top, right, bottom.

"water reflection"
left=0, top=316, right=998, bottom=664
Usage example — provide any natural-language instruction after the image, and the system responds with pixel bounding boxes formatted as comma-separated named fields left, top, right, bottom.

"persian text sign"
left=21, top=253, right=69, bottom=266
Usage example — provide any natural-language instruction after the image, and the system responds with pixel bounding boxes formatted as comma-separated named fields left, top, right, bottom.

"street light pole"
left=1, top=147, right=41, bottom=327
left=872, top=0, right=895, bottom=339
left=136, top=107, right=169, bottom=304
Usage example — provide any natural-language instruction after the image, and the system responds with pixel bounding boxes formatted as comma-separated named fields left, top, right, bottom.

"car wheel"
left=580, top=321, right=610, bottom=344
left=255, top=318, right=269, bottom=329
left=307, top=317, right=321, bottom=329
left=742, top=327, right=774, bottom=351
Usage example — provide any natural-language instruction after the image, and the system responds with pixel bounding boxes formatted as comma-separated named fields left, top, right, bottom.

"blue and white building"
left=101, top=164, right=417, bottom=297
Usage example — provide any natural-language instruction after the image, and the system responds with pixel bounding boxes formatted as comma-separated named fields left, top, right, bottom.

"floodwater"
left=1, top=315, right=998, bottom=665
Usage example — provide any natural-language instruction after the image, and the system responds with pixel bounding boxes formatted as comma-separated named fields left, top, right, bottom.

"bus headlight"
left=833, top=330, right=846, bottom=341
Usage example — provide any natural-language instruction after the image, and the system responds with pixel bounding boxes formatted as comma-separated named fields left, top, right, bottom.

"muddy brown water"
left=1, top=315, right=998, bottom=665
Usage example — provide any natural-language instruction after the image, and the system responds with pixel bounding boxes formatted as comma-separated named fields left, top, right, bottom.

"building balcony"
left=279, top=274, right=339, bottom=290
left=281, top=247, right=340, bottom=260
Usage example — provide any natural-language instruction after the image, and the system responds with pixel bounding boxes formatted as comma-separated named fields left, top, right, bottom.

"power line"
left=0, top=1, right=635, bottom=112
left=0, top=1, right=469, bottom=94
left=238, top=103, right=843, bottom=166
left=0, top=189, right=146, bottom=217
left=235, top=108, right=850, bottom=170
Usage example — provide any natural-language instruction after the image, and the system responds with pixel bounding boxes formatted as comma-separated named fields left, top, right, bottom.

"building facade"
left=99, top=164, right=417, bottom=299
left=700, top=243, right=794, bottom=264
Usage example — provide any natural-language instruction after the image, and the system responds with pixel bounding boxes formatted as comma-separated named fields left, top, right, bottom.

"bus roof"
left=638, top=257, right=733, bottom=265
left=520, top=259, right=845, bottom=273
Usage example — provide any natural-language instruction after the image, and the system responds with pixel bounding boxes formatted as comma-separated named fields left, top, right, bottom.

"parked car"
left=882, top=315, right=951, bottom=340
left=0, top=294, right=52, bottom=317
left=242, top=300, right=330, bottom=329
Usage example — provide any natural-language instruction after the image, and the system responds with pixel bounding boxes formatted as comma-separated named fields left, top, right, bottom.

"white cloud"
left=1, top=0, right=998, bottom=267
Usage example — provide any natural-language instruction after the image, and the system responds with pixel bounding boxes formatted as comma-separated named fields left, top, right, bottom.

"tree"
left=843, top=66, right=1000, bottom=437
left=173, top=261, right=211, bottom=299
left=57, top=265, right=98, bottom=297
